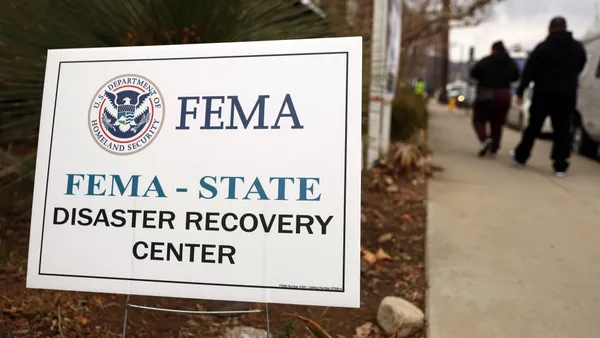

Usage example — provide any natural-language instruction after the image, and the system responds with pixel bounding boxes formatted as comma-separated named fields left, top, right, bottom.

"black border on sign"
left=38, top=51, right=350, bottom=293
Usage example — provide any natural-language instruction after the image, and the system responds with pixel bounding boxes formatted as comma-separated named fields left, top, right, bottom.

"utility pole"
left=459, top=44, right=464, bottom=80
left=466, top=45, right=475, bottom=116
left=431, top=45, right=438, bottom=91
left=366, top=0, right=388, bottom=169
left=439, top=0, right=450, bottom=102
left=468, top=46, right=475, bottom=87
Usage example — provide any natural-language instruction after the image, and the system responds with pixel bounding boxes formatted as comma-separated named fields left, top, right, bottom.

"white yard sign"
left=27, top=37, right=362, bottom=308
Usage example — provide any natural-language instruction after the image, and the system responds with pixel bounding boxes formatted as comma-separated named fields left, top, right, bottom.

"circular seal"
left=88, top=74, right=164, bottom=155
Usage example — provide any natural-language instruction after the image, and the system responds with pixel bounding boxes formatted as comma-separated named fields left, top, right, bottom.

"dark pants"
left=472, top=88, right=511, bottom=153
left=513, top=93, right=575, bottom=172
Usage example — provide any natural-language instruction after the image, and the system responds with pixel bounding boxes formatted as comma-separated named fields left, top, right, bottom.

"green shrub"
left=390, top=89, right=428, bottom=141
left=0, top=0, right=334, bottom=183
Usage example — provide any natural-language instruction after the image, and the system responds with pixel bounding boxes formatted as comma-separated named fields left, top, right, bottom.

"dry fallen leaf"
left=375, top=247, right=392, bottom=261
left=2, top=307, right=22, bottom=316
left=3, top=263, right=17, bottom=273
left=378, top=233, right=393, bottom=243
left=360, top=246, right=377, bottom=265
left=353, top=321, right=373, bottom=338
left=373, top=209, right=386, bottom=221
left=371, top=325, right=383, bottom=338
left=284, top=313, right=334, bottom=338
left=383, top=176, right=395, bottom=185
left=400, top=214, right=413, bottom=222
left=386, top=184, right=399, bottom=193
left=92, top=296, right=103, bottom=309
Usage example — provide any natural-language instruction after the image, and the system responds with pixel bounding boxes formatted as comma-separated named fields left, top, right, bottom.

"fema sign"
left=27, top=37, right=362, bottom=308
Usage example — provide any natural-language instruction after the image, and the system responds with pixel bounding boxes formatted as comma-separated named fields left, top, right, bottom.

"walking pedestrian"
left=414, top=77, right=426, bottom=96
left=509, top=16, right=587, bottom=177
left=470, top=40, right=520, bottom=157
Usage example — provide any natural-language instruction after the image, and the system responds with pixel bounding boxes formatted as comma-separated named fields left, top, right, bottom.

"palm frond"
left=0, top=0, right=336, bottom=183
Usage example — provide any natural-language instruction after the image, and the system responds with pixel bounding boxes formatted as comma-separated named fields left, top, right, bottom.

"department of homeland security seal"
left=88, top=74, right=164, bottom=155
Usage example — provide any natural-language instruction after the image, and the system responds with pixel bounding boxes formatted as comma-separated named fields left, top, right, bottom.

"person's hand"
left=516, top=96, right=524, bottom=106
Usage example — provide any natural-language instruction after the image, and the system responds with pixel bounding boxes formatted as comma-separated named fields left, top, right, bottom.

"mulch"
left=0, top=168, right=427, bottom=337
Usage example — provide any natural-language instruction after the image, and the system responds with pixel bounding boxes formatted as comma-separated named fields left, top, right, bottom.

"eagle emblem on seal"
left=101, top=90, right=152, bottom=135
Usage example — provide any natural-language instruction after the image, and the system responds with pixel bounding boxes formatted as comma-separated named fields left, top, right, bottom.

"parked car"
left=443, top=81, right=475, bottom=108
left=506, top=84, right=553, bottom=135
left=574, top=24, right=600, bottom=156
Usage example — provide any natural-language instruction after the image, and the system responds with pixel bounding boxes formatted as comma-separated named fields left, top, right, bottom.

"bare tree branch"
left=402, top=0, right=505, bottom=46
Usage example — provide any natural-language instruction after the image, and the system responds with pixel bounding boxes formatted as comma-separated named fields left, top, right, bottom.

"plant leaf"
left=375, top=247, right=392, bottom=261
left=353, top=321, right=373, bottom=338
left=284, top=313, right=334, bottom=338
left=360, top=246, right=377, bottom=265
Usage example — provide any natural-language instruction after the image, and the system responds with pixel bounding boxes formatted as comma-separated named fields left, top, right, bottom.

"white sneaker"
left=478, top=138, right=492, bottom=157
left=508, top=150, right=525, bottom=167
left=555, top=172, right=566, bottom=178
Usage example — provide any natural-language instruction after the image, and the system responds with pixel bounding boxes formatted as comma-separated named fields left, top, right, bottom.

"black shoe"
left=553, top=159, right=570, bottom=175
left=478, top=138, right=492, bottom=157
left=508, top=150, right=525, bottom=167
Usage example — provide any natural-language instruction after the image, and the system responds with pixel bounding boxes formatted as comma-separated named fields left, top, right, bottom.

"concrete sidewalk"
left=426, top=104, right=600, bottom=337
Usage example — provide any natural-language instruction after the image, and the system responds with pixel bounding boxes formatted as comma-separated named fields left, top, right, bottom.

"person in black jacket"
left=470, top=40, right=520, bottom=157
left=509, top=17, right=587, bottom=176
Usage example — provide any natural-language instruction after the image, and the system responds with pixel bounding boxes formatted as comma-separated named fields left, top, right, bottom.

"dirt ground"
left=0, top=169, right=427, bottom=338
